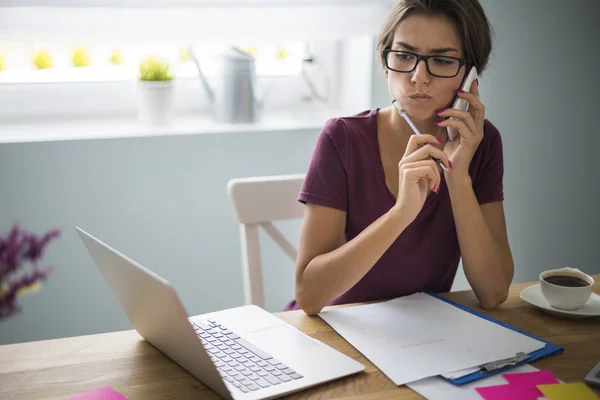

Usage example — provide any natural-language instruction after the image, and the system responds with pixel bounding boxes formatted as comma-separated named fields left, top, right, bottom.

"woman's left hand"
left=435, top=80, right=484, bottom=179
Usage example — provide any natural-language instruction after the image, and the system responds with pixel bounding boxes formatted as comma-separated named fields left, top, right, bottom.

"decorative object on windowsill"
left=72, top=47, right=91, bottom=68
left=136, top=56, right=175, bottom=126
left=0, top=224, right=61, bottom=320
left=33, top=50, right=53, bottom=70
left=189, top=46, right=270, bottom=124
left=110, top=49, right=124, bottom=65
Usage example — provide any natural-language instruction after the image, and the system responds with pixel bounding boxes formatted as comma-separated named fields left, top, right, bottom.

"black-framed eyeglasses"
left=383, top=49, right=468, bottom=78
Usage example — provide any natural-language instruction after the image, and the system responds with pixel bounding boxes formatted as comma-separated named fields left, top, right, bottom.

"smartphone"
left=447, top=66, right=479, bottom=141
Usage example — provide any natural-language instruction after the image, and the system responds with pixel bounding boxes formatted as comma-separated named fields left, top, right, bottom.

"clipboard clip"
left=480, top=352, right=530, bottom=373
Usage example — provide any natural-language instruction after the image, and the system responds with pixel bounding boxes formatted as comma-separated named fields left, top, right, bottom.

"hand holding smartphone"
left=446, top=66, right=478, bottom=141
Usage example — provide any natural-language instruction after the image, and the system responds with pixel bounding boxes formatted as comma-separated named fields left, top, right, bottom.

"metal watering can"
left=190, top=46, right=265, bottom=124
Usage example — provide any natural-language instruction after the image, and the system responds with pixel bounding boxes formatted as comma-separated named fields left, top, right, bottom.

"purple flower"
left=0, top=224, right=60, bottom=319
left=0, top=267, right=52, bottom=319
left=23, top=228, right=61, bottom=261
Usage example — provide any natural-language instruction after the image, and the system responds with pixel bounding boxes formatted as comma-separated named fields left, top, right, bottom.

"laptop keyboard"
left=193, top=319, right=304, bottom=393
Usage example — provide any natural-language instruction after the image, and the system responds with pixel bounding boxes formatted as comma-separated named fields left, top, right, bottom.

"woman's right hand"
left=394, top=134, right=452, bottom=222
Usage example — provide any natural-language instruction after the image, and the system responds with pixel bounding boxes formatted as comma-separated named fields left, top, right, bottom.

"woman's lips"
left=408, top=93, right=433, bottom=103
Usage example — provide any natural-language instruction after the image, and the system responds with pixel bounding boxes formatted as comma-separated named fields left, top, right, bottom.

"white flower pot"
left=136, top=80, right=175, bottom=126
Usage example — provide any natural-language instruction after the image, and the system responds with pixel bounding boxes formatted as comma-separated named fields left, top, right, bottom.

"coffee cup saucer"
left=520, top=283, right=600, bottom=318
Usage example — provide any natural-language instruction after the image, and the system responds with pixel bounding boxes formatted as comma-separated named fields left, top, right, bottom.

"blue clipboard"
left=427, top=292, right=564, bottom=385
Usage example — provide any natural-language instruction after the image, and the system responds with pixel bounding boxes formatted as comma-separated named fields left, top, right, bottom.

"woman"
left=287, top=0, right=514, bottom=315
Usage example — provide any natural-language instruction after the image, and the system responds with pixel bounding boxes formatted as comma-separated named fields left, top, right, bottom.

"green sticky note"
left=537, top=382, right=599, bottom=400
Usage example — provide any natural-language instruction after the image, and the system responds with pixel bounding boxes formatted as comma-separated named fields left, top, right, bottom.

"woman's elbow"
left=479, top=287, right=509, bottom=310
left=294, top=285, right=324, bottom=316
left=479, top=260, right=513, bottom=309
left=298, top=302, right=323, bottom=316
left=294, top=272, right=327, bottom=315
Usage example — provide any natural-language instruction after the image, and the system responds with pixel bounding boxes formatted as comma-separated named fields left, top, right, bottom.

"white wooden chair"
left=227, top=174, right=306, bottom=308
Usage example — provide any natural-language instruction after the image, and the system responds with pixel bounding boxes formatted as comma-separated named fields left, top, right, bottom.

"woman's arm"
left=294, top=203, right=411, bottom=316
left=295, top=134, right=450, bottom=315
left=437, top=81, right=514, bottom=309
left=447, top=177, right=514, bottom=309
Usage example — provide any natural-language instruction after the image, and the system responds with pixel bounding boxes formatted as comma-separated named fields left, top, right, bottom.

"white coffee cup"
left=539, top=267, right=595, bottom=310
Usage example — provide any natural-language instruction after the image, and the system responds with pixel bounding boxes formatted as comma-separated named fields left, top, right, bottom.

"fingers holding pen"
left=403, top=142, right=452, bottom=171
left=404, top=134, right=444, bottom=156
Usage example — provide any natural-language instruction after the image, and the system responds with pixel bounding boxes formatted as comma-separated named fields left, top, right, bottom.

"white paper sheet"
left=441, top=366, right=482, bottom=380
left=441, top=343, right=542, bottom=380
left=318, top=293, right=545, bottom=385
left=408, top=364, right=542, bottom=400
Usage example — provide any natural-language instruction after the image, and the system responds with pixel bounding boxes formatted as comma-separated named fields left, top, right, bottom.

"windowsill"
left=0, top=107, right=348, bottom=144
left=0, top=60, right=302, bottom=85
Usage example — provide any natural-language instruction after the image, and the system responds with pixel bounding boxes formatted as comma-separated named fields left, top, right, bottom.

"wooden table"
left=1, top=277, right=599, bottom=399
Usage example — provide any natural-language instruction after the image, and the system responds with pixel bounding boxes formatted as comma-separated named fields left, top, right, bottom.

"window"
left=0, top=41, right=306, bottom=84
left=0, top=1, right=391, bottom=125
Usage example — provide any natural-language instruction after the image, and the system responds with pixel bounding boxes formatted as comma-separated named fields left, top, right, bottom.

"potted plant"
left=0, top=224, right=60, bottom=320
left=136, top=56, right=175, bottom=125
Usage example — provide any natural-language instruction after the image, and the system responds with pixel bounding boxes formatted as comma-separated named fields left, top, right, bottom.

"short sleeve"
left=298, top=118, right=348, bottom=211
left=473, top=120, right=505, bottom=204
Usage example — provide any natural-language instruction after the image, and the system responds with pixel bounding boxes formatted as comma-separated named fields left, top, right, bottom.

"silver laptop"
left=76, top=227, right=364, bottom=400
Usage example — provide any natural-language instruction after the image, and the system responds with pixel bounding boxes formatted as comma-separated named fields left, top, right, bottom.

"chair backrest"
left=227, top=174, right=305, bottom=308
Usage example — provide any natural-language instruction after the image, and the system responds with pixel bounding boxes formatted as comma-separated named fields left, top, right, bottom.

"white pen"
left=392, top=99, right=448, bottom=173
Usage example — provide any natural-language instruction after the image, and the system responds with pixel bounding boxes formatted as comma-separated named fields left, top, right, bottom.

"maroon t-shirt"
left=285, top=108, right=504, bottom=311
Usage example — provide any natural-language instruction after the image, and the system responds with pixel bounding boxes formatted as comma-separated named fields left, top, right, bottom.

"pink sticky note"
left=503, top=369, right=560, bottom=387
left=475, top=383, right=543, bottom=400
left=68, top=386, right=128, bottom=400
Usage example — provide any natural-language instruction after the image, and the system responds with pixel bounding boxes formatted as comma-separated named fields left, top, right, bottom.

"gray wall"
left=0, top=131, right=308, bottom=344
left=2, top=0, right=599, bottom=345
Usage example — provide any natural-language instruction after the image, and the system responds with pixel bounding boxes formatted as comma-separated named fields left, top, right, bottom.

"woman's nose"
left=411, top=60, right=430, bottom=85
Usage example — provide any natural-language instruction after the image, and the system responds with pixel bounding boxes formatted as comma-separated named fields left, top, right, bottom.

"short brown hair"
left=376, top=0, right=493, bottom=74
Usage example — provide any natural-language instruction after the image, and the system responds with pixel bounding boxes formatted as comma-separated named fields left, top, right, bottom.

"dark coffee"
left=543, top=275, right=590, bottom=287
